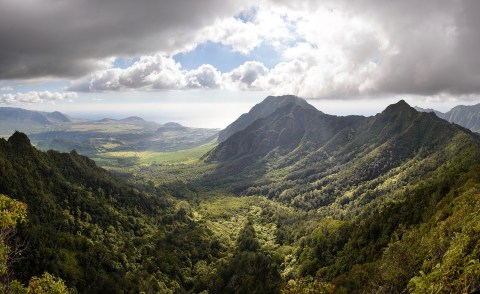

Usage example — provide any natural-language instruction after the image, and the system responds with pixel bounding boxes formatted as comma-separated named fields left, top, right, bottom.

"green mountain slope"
left=0, top=132, right=220, bottom=293
left=207, top=99, right=478, bottom=211
left=203, top=97, right=480, bottom=292
left=2, top=95, right=480, bottom=293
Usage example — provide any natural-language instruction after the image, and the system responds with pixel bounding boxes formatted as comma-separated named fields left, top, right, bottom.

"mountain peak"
left=8, top=131, right=31, bottom=147
left=163, top=122, right=183, bottom=128
left=262, top=95, right=318, bottom=112
left=155, top=122, right=187, bottom=134
left=218, top=95, right=317, bottom=142
left=120, top=116, right=145, bottom=123
left=382, top=99, right=416, bottom=116
left=46, top=111, right=71, bottom=123
left=392, top=99, right=410, bottom=108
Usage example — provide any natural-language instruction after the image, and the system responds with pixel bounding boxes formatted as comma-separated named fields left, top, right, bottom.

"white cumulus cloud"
left=185, top=64, right=222, bottom=89
left=223, top=61, right=269, bottom=90
left=0, top=91, right=77, bottom=104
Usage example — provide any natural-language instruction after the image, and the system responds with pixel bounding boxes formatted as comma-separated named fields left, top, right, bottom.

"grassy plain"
left=94, top=139, right=217, bottom=167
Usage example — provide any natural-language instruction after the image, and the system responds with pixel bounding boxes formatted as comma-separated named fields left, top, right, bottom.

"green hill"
left=0, top=132, right=219, bottom=293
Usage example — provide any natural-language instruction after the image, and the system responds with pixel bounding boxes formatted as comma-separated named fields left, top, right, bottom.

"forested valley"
left=1, top=96, right=480, bottom=293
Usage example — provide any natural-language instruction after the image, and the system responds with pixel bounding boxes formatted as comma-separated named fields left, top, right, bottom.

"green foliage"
left=0, top=132, right=220, bottom=292
left=199, top=99, right=480, bottom=293
left=3, top=97, right=480, bottom=294
left=281, top=276, right=334, bottom=294
left=26, top=273, right=69, bottom=294
left=95, top=139, right=217, bottom=167
left=0, top=194, right=27, bottom=290
left=0, top=194, right=27, bottom=230
left=210, top=220, right=282, bottom=294
left=0, top=194, right=69, bottom=294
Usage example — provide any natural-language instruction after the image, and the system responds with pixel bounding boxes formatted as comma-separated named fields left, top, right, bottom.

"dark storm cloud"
left=327, top=0, right=480, bottom=96
left=266, top=0, right=480, bottom=97
left=3, top=0, right=480, bottom=99
left=0, top=0, right=246, bottom=79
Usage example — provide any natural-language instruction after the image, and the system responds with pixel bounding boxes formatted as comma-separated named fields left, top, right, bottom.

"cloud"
left=69, top=55, right=185, bottom=92
left=1, top=86, right=13, bottom=91
left=199, top=7, right=295, bottom=54
left=0, top=91, right=77, bottom=104
left=0, top=0, right=250, bottom=79
left=70, top=55, right=223, bottom=91
left=70, top=56, right=266, bottom=92
left=185, top=64, right=222, bottom=89
left=4, top=0, right=480, bottom=100
left=215, top=1, right=480, bottom=99
left=201, top=18, right=262, bottom=54
left=223, top=61, right=269, bottom=90
left=274, top=0, right=480, bottom=97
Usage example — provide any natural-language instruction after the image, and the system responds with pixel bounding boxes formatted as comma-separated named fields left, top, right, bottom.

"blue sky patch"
left=174, top=41, right=281, bottom=72
left=113, top=56, right=140, bottom=69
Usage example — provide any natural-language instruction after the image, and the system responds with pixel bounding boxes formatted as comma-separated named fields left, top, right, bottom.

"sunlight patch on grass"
left=97, top=139, right=217, bottom=166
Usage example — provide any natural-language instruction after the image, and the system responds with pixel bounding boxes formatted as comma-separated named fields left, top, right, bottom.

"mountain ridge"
left=2, top=94, right=480, bottom=293
left=199, top=96, right=480, bottom=292
left=205, top=97, right=479, bottom=211
left=0, top=107, right=71, bottom=125
left=415, top=102, right=480, bottom=133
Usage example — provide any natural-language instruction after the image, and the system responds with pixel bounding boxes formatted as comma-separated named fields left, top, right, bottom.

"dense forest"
left=1, top=96, right=480, bottom=293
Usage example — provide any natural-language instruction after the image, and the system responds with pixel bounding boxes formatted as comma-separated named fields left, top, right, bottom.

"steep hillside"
left=201, top=97, right=480, bottom=292
left=441, top=103, right=480, bottom=133
left=217, top=95, right=317, bottom=142
left=208, top=102, right=363, bottom=164
left=416, top=103, right=480, bottom=133
left=207, top=100, right=479, bottom=208
left=0, top=132, right=220, bottom=293
left=3, top=97, right=480, bottom=293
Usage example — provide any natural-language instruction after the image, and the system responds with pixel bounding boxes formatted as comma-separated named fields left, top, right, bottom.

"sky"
left=1, top=0, right=480, bottom=128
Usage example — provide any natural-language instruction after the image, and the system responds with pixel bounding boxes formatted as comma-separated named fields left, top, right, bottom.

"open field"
left=94, top=139, right=217, bottom=167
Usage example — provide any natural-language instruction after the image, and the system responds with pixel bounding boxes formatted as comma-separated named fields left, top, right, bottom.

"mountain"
left=439, top=103, right=480, bottom=133
left=208, top=101, right=362, bottom=162
left=217, top=95, right=317, bottom=142
left=413, top=106, right=443, bottom=117
left=0, top=107, right=219, bottom=165
left=3, top=93, right=480, bottom=293
left=202, top=97, right=480, bottom=292
left=155, top=122, right=188, bottom=133
left=119, top=116, right=145, bottom=123
left=97, top=116, right=147, bottom=123
left=0, top=132, right=219, bottom=292
left=207, top=98, right=477, bottom=208
left=415, top=103, right=480, bottom=133
left=46, top=111, right=71, bottom=123
left=0, top=107, right=71, bottom=125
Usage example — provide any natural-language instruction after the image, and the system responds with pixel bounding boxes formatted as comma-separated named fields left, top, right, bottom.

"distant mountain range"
left=0, top=107, right=71, bottom=125
left=415, top=103, right=480, bottom=133
left=0, top=107, right=218, bottom=164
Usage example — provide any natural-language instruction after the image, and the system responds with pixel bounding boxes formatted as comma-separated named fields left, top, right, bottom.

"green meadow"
left=94, top=139, right=217, bottom=167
